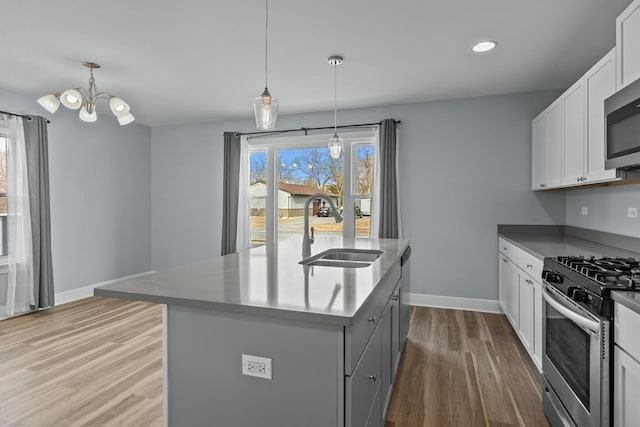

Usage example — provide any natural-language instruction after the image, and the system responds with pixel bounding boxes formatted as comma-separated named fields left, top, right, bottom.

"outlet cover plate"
left=242, top=354, right=272, bottom=380
left=628, top=208, right=638, bottom=218
left=581, top=207, right=588, bottom=216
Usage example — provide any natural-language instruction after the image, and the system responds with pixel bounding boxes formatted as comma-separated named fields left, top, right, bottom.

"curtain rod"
left=0, top=110, right=51, bottom=124
left=236, top=119, right=401, bottom=137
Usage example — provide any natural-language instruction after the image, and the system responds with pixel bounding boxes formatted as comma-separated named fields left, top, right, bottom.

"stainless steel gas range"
left=541, top=256, right=640, bottom=427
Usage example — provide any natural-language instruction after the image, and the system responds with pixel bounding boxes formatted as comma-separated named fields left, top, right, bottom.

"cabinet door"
left=617, top=0, right=640, bottom=89
left=545, top=99, right=563, bottom=188
left=614, top=346, right=640, bottom=427
left=533, top=280, right=543, bottom=371
left=499, top=255, right=509, bottom=314
left=380, top=302, right=393, bottom=420
left=518, top=275, right=534, bottom=354
left=585, top=49, right=618, bottom=183
left=532, top=112, right=548, bottom=190
left=562, top=79, right=586, bottom=185
left=346, top=322, right=382, bottom=427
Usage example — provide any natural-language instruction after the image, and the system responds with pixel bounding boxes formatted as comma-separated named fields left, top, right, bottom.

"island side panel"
left=166, top=304, right=345, bottom=427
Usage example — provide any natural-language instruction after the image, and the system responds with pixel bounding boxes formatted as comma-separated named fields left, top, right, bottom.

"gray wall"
left=566, top=184, right=640, bottom=237
left=0, top=89, right=151, bottom=293
left=151, top=90, right=566, bottom=300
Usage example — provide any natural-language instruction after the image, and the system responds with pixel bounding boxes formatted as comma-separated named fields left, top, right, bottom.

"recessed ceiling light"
left=472, top=41, right=497, bottom=53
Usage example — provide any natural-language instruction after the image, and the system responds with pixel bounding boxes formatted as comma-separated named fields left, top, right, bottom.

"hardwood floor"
left=0, top=298, right=547, bottom=426
left=385, top=307, right=549, bottom=427
left=0, top=297, right=163, bottom=427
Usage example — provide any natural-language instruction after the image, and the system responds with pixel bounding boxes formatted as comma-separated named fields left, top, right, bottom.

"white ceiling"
left=0, top=0, right=633, bottom=127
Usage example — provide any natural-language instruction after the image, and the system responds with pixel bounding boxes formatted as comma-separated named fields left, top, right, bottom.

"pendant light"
left=328, top=55, right=344, bottom=159
left=254, top=0, right=278, bottom=130
left=38, top=62, right=134, bottom=125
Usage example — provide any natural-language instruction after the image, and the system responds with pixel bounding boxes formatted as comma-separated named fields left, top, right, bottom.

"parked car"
left=317, top=206, right=333, bottom=217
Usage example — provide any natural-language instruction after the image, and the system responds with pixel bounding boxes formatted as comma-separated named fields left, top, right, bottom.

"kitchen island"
left=95, top=237, right=411, bottom=427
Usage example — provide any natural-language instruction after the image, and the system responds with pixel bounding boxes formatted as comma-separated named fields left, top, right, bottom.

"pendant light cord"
left=265, top=0, right=269, bottom=88
left=334, top=62, right=337, bottom=133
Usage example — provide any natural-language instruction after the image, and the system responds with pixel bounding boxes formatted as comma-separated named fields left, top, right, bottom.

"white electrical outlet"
left=628, top=208, right=638, bottom=218
left=242, top=354, right=272, bottom=380
left=581, top=207, right=588, bottom=216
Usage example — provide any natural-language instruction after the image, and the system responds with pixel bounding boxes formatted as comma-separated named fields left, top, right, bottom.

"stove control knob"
left=572, top=290, right=588, bottom=303
left=542, top=270, right=563, bottom=284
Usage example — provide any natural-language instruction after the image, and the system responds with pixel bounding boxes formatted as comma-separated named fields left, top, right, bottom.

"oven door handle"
left=542, top=288, right=599, bottom=333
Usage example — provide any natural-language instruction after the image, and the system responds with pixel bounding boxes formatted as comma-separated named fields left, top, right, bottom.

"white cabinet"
left=617, top=0, right=640, bottom=89
left=531, top=100, right=563, bottom=190
left=614, top=346, right=640, bottom=427
left=532, top=48, right=619, bottom=190
left=585, top=49, right=618, bottom=183
left=518, top=275, right=534, bottom=351
left=532, top=113, right=547, bottom=190
left=562, top=79, right=586, bottom=185
left=497, top=236, right=544, bottom=371
left=614, top=302, right=640, bottom=427
left=533, top=280, right=543, bottom=369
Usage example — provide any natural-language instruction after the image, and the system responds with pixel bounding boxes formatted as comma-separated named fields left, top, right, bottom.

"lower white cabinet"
left=614, top=302, right=640, bottom=427
left=498, top=236, right=544, bottom=371
left=518, top=276, right=534, bottom=352
left=614, top=346, right=640, bottom=427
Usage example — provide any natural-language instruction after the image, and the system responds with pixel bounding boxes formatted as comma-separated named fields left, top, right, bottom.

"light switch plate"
left=581, top=207, right=588, bottom=216
left=628, top=208, right=638, bottom=218
left=242, top=354, right=272, bottom=380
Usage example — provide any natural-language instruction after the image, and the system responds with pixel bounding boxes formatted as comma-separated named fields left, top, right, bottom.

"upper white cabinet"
left=585, top=49, right=618, bottom=182
left=617, top=0, right=640, bottom=90
left=531, top=99, right=563, bottom=190
left=532, top=49, right=618, bottom=190
left=562, top=79, right=586, bottom=185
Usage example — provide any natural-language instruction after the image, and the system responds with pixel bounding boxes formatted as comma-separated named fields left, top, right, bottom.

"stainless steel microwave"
left=605, top=77, right=640, bottom=170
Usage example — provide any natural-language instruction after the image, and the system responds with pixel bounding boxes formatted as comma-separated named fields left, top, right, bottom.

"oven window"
left=607, top=100, right=640, bottom=159
left=546, top=303, right=591, bottom=410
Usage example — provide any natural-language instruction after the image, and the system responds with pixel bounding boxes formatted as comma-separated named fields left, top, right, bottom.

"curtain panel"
left=376, top=118, right=401, bottom=239
left=1, top=114, right=54, bottom=316
left=221, top=132, right=241, bottom=255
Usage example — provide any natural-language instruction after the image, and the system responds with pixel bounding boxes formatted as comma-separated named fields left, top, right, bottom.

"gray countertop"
left=94, top=237, right=410, bottom=326
left=498, top=226, right=640, bottom=314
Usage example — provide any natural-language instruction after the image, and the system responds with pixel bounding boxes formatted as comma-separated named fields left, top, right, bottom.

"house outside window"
left=247, top=130, right=376, bottom=246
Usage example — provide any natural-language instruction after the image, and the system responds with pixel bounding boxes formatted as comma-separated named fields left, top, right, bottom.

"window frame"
left=247, top=129, right=377, bottom=244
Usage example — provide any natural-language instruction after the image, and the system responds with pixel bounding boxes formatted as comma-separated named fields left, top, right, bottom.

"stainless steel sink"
left=300, top=249, right=384, bottom=268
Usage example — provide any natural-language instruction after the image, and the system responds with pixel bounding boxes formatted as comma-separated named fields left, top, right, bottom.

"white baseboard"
left=408, top=293, right=503, bottom=314
left=55, top=271, right=156, bottom=306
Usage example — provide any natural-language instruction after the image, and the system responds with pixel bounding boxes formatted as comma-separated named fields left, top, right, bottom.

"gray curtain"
left=23, top=116, right=54, bottom=308
left=221, top=132, right=241, bottom=255
left=378, top=119, right=400, bottom=238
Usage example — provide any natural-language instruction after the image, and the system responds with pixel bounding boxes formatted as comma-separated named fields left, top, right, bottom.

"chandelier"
left=37, top=62, right=135, bottom=125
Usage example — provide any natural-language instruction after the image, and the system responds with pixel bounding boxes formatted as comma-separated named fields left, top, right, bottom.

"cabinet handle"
left=503, top=247, right=508, bottom=251
left=526, top=279, right=533, bottom=285
left=526, top=264, right=533, bottom=269
left=368, top=374, right=377, bottom=382
left=392, top=295, right=399, bottom=302
left=540, top=184, right=547, bottom=188
left=368, top=317, right=377, bottom=324
left=577, top=177, right=580, bottom=182
left=502, top=259, right=508, bottom=263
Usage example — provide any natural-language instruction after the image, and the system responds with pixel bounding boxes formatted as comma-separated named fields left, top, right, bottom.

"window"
left=0, top=136, right=6, bottom=257
left=247, top=130, right=376, bottom=246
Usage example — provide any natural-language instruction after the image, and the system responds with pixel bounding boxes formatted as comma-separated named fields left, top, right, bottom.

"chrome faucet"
left=302, top=193, right=342, bottom=258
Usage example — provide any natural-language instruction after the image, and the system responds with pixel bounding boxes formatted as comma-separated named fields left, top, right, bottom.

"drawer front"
left=345, top=262, right=400, bottom=374
left=615, top=303, right=640, bottom=357
left=498, top=237, right=519, bottom=264
left=519, top=249, right=543, bottom=282
left=346, top=322, right=382, bottom=427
